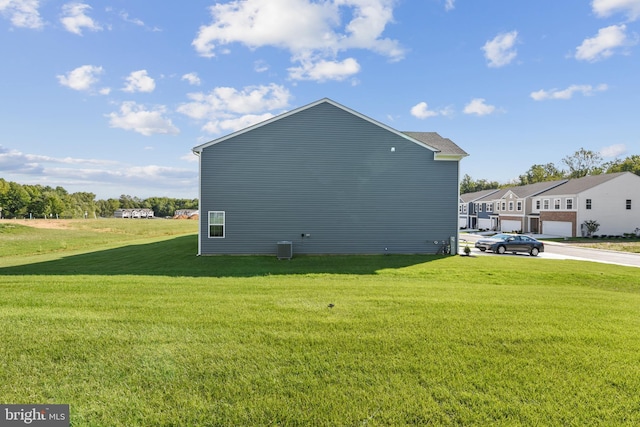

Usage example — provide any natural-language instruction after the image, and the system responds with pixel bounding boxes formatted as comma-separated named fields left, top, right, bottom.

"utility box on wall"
left=277, top=241, right=293, bottom=260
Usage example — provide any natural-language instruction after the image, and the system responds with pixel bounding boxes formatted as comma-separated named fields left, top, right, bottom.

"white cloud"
left=119, top=11, right=144, bottom=27
left=177, top=84, right=291, bottom=128
left=107, top=101, right=179, bottom=136
left=60, top=2, right=102, bottom=35
left=192, top=0, right=404, bottom=82
left=592, top=0, right=640, bottom=21
left=0, top=145, right=197, bottom=197
left=575, top=24, right=634, bottom=62
left=0, top=145, right=118, bottom=175
left=444, top=0, right=455, bottom=11
left=600, top=143, right=627, bottom=157
left=181, top=151, right=199, bottom=163
left=123, top=70, right=156, bottom=93
left=530, top=84, right=608, bottom=101
left=482, top=31, right=518, bottom=68
left=181, top=72, right=201, bottom=86
left=0, top=0, right=43, bottom=29
left=254, top=60, right=269, bottom=73
left=410, top=101, right=453, bottom=119
left=288, top=57, right=361, bottom=81
left=57, top=65, right=104, bottom=91
left=463, top=98, right=496, bottom=116
left=178, top=84, right=290, bottom=134
left=202, top=113, right=276, bottom=134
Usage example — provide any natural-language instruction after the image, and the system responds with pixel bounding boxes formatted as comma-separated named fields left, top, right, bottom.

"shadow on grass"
left=0, top=234, right=445, bottom=278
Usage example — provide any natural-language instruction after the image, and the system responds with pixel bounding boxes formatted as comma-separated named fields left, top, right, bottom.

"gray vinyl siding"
left=199, top=102, right=459, bottom=255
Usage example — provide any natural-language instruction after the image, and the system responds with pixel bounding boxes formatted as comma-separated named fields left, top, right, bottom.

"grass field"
left=1, top=220, right=639, bottom=426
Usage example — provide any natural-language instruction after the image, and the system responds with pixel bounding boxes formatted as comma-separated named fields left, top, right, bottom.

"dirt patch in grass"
left=0, top=219, right=74, bottom=230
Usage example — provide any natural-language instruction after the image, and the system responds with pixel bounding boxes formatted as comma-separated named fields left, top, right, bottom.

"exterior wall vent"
left=277, top=241, right=293, bottom=259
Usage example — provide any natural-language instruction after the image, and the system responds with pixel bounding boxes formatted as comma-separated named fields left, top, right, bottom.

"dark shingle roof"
left=535, top=172, right=629, bottom=196
left=402, top=132, right=469, bottom=157
left=460, top=188, right=500, bottom=203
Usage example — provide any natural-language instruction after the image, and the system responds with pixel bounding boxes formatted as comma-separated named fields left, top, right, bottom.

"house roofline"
left=192, top=98, right=466, bottom=158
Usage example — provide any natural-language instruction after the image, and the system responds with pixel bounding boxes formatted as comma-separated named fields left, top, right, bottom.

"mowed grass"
left=1, top=221, right=639, bottom=426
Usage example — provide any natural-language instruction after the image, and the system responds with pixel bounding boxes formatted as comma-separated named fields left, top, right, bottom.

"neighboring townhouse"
left=458, top=189, right=500, bottom=229
left=192, top=98, right=468, bottom=256
left=464, top=180, right=567, bottom=233
left=532, top=172, right=640, bottom=237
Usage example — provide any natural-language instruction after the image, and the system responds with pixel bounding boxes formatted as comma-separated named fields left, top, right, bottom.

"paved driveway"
left=460, top=234, right=640, bottom=268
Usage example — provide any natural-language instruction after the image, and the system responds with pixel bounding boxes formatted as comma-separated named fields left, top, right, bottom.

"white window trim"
left=554, top=198, right=561, bottom=210
left=208, top=211, right=226, bottom=238
left=516, top=201, right=522, bottom=211
left=566, top=198, right=574, bottom=210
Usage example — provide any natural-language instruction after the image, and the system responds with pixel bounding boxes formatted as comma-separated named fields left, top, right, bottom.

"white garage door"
left=478, top=218, right=491, bottom=230
left=500, top=220, right=521, bottom=233
left=543, top=221, right=572, bottom=237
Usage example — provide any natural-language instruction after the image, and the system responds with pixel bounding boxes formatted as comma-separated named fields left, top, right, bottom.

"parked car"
left=474, top=234, right=544, bottom=256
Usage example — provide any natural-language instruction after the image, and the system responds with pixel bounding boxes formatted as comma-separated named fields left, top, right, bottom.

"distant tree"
left=4, top=182, right=31, bottom=217
left=606, top=155, right=640, bottom=176
left=119, top=194, right=142, bottom=209
left=518, top=163, right=565, bottom=185
left=96, top=198, right=121, bottom=217
left=562, top=148, right=604, bottom=179
left=460, top=174, right=500, bottom=194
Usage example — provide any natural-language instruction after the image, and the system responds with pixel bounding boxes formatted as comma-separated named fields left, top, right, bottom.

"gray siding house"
left=192, top=98, right=468, bottom=256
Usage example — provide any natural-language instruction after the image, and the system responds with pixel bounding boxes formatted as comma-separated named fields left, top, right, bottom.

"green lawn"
left=1, top=221, right=639, bottom=426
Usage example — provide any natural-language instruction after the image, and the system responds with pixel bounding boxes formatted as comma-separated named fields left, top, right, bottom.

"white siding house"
left=533, top=172, right=640, bottom=237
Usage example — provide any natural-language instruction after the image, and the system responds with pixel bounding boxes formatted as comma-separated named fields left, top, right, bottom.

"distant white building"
left=114, top=208, right=154, bottom=219
left=174, top=209, right=199, bottom=218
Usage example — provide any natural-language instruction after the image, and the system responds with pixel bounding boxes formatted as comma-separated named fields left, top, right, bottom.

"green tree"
left=96, top=198, right=120, bottom=217
left=460, top=174, right=500, bottom=194
left=606, top=155, right=640, bottom=176
left=3, top=182, right=31, bottom=217
left=582, top=220, right=600, bottom=237
left=562, top=148, right=604, bottom=179
left=518, top=163, right=565, bottom=185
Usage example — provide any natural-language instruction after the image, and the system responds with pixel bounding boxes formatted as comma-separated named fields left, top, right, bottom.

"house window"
left=487, top=203, right=493, bottom=212
left=479, top=203, right=484, bottom=212
left=536, top=200, right=541, bottom=210
left=543, top=199, right=550, bottom=210
left=626, top=199, right=632, bottom=210
left=501, top=202, right=506, bottom=211
left=508, top=201, right=514, bottom=211
left=586, top=199, right=592, bottom=210
left=516, top=201, right=522, bottom=211
left=566, top=199, right=573, bottom=210
left=208, top=211, right=225, bottom=238
left=554, top=198, right=561, bottom=210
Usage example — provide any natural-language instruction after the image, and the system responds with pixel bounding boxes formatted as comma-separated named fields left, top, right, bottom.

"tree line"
left=0, top=179, right=197, bottom=219
left=461, top=149, right=640, bottom=194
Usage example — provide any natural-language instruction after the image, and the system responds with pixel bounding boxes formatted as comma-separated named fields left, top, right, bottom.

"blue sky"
left=1, top=0, right=639, bottom=199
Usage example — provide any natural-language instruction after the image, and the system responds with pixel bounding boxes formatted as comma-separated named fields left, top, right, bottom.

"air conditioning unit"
left=277, top=241, right=293, bottom=260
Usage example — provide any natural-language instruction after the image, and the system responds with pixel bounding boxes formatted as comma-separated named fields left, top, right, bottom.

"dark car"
left=474, top=233, right=544, bottom=256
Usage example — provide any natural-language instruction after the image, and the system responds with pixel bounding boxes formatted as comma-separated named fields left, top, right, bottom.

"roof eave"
left=435, top=153, right=468, bottom=161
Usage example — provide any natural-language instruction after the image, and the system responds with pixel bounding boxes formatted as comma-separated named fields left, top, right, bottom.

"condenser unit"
left=277, top=241, right=293, bottom=260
